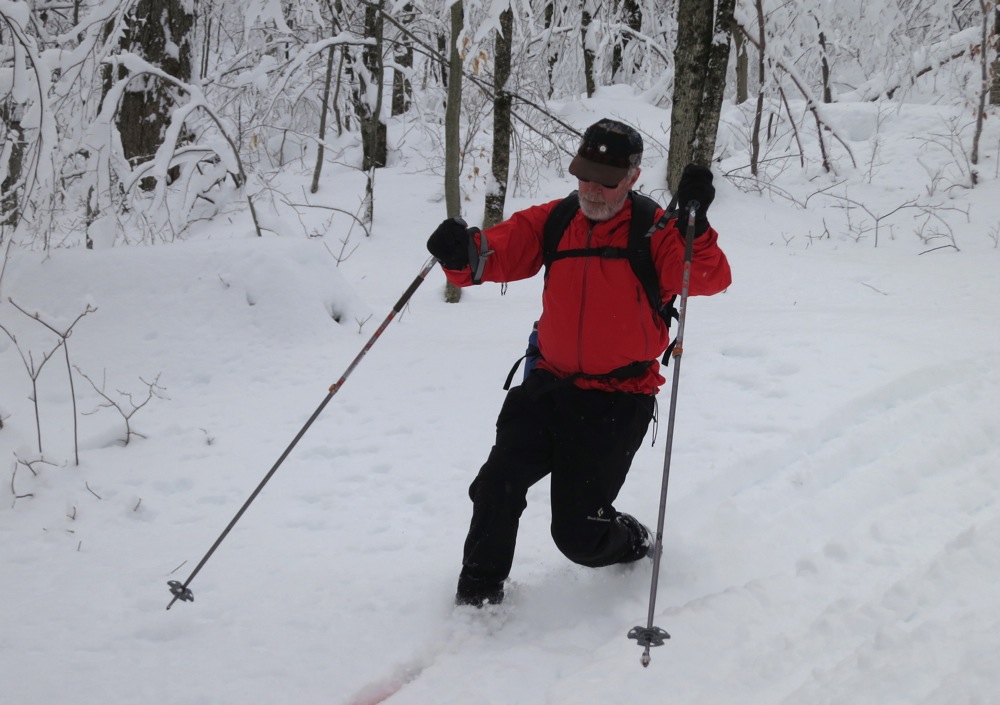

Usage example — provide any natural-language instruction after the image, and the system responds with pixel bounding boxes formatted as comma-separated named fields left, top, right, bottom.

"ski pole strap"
left=467, top=227, right=492, bottom=285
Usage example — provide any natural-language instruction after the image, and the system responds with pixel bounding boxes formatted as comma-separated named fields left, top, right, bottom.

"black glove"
left=675, top=163, right=715, bottom=236
left=427, top=217, right=471, bottom=270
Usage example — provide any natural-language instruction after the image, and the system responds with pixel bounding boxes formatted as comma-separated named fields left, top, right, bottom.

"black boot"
left=616, top=512, right=654, bottom=561
left=455, top=575, right=505, bottom=607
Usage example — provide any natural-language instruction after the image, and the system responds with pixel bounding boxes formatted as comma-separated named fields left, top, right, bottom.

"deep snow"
left=2, top=90, right=999, bottom=704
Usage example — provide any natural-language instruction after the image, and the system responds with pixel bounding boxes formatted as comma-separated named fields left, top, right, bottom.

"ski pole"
left=627, top=200, right=699, bottom=666
left=167, top=255, right=441, bottom=610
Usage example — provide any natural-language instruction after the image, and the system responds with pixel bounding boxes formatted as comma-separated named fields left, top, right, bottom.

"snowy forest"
left=3, top=2, right=1000, bottom=703
left=0, top=0, right=995, bottom=253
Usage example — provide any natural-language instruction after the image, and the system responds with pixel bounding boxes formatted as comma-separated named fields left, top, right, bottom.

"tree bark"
left=115, top=0, right=195, bottom=184
left=444, top=1, right=464, bottom=303
left=991, top=4, right=1000, bottom=105
left=544, top=2, right=559, bottom=98
left=360, top=1, right=387, bottom=171
left=612, top=0, right=642, bottom=81
left=0, top=103, right=26, bottom=226
left=581, top=1, right=597, bottom=98
left=311, top=45, right=338, bottom=194
left=667, top=0, right=734, bottom=191
left=391, top=3, right=415, bottom=116
left=818, top=28, right=832, bottom=104
left=350, top=1, right=388, bottom=227
left=483, top=6, right=513, bottom=229
left=971, top=0, right=990, bottom=180
left=750, top=0, right=766, bottom=176
left=734, top=29, right=748, bottom=104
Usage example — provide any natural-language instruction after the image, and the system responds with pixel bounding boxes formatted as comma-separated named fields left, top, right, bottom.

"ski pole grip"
left=686, top=200, right=700, bottom=220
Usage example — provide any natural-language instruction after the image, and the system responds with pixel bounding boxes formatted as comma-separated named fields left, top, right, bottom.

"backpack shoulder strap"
left=626, top=192, right=678, bottom=330
left=543, top=192, right=581, bottom=275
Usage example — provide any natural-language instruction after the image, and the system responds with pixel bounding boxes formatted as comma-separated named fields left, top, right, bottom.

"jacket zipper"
left=577, top=221, right=594, bottom=371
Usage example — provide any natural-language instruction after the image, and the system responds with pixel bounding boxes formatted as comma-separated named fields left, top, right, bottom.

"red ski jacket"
left=442, top=195, right=732, bottom=394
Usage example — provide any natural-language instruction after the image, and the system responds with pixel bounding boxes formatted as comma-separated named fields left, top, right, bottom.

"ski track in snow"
left=357, top=357, right=1000, bottom=705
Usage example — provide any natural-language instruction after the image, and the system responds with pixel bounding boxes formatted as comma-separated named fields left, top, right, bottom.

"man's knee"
left=550, top=517, right=607, bottom=567
left=469, top=469, right=529, bottom=516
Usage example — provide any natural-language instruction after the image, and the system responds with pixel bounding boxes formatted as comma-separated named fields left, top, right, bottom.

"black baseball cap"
left=568, top=119, right=643, bottom=187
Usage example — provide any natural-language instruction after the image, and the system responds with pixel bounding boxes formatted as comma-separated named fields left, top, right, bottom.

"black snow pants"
left=459, top=369, right=655, bottom=588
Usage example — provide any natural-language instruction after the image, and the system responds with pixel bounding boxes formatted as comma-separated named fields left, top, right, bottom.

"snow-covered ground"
left=2, top=91, right=999, bottom=704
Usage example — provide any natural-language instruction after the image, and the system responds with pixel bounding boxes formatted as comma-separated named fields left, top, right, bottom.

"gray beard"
left=579, top=195, right=625, bottom=221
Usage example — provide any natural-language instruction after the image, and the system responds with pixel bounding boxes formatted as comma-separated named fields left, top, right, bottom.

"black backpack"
left=503, top=192, right=678, bottom=390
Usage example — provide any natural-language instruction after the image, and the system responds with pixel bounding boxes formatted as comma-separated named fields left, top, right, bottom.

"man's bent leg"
left=548, top=387, right=654, bottom=567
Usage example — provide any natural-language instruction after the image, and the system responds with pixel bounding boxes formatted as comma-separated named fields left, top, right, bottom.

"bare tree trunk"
left=669, top=0, right=714, bottom=187
left=361, top=1, right=387, bottom=170
left=200, top=13, right=212, bottom=80
left=818, top=27, right=832, bottom=104
left=668, top=0, right=735, bottom=190
left=971, top=0, right=990, bottom=182
left=483, top=6, right=513, bottom=229
left=734, top=30, right=748, bottom=104
left=437, top=33, right=449, bottom=87
left=991, top=4, right=1000, bottom=105
left=581, top=0, right=597, bottom=98
left=333, top=49, right=347, bottom=135
left=0, top=102, right=26, bottom=226
left=750, top=0, right=766, bottom=176
left=444, top=0, right=464, bottom=303
left=311, top=45, right=338, bottom=194
left=353, top=1, right=387, bottom=227
left=701, top=0, right=735, bottom=156
left=611, top=0, right=642, bottom=81
left=544, top=2, right=559, bottom=98
left=115, top=0, right=195, bottom=188
left=392, top=3, right=415, bottom=116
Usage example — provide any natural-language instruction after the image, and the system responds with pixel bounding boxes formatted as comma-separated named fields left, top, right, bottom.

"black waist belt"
left=506, top=358, right=654, bottom=394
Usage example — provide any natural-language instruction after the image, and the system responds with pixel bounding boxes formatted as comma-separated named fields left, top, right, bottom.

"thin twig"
left=918, top=244, right=958, bottom=255
left=860, top=282, right=888, bottom=296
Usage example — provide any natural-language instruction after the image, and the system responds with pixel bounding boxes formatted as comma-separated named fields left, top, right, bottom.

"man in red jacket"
left=428, top=118, right=731, bottom=607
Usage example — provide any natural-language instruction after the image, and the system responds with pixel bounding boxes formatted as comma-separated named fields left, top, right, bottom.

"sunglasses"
left=577, top=176, right=625, bottom=189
